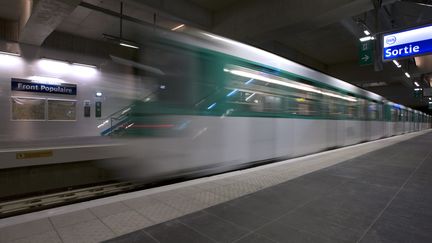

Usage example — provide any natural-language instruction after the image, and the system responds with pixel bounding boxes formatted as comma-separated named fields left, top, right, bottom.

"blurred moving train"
left=0, top=23, right=430, bottom=181
left=100, top=27, right=431, bottom=180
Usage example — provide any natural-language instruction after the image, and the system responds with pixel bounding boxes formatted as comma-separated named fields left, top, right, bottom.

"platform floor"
left=1, top=130, right=431, bottom=243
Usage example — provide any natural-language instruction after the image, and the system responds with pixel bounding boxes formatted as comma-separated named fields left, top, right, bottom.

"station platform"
left=1, top=130, right=431, bottom=243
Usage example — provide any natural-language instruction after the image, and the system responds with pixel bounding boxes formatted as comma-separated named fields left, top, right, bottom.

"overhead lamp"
left=414, top=81, right=420, bottom=87
left=72, top=62, right=96, bottom=68
left=0, top=51, right=20, bottom=56
left=363, top=30, right=371, bottom=36
left=39, top=58, right=70, bottom=74
left=360, top=36, right=375, bottom=42
left=171, top=24, right=185, bottom=31
left=392, top=60, right=401, bottom=68
left=429, top=97, right=431, bottom=101
left=96, top=91, right=103, bottom=97
left=120, top=42, right=139, bottom=49
left=405, top=72, right=411, bottom=78
left=102, top=2, right=140, bottom=50
left=414, top=88, right=422, bottom=91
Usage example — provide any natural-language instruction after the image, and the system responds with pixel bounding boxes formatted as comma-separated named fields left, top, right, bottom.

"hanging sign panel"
left=11, top=78, right=77, bottom=95
left=383, top=24, right=432, bottom=61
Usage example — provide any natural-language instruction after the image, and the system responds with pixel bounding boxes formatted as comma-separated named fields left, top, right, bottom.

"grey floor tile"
left=161, top=195, right=209, bottom=214
left=90, top=202, right=131, bottom=218
left=370, top=164, right=414, bottom=179
left=258, top=220, right=340, bottom=243
left=137, top=202, right=185, bottom=224
left=57, top=218, right=115, bottom=243
left=190, top=191, right=230, bottom=207
left=9, top=230, right=61, bottom=243
left=205, top=203, right=271, bottom=231
left=0, top=219, right=54, bottom=242
left=327, top=181, right=397, bottom=204
left=101, top=210, right=154, bottom=235
left=178, top=211, right=249, bottom=243
left=321, top=165, right=372, bottom=179
left=227, top=194, right=297, bottom=220
left=295, top=198, right=378, bottom=231
left=378, top=206, right=432, bottom=237
left=387, top=193, right=432, bottom=217
left=103, top=230, right=157, bottom=243
left=356, top=173, right=406, bottom=188
left=123, top=196, right=160, bottom=210
left=50, top=209, right=96, bottom=228
left=144, top=220, right=216, bottom=243
left=274, top=211, right=363, bottom=242
left=234, top=233, right=277, bottom=243
left=288, top=172, right=348, bottom=190
left=359, top=220, right=432, bottom=243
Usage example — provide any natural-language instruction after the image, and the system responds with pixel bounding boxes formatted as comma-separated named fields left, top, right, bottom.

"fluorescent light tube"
left=171, top=24, right=185, bottom=31
left=392, top=60, right=401, bottom=68
left=0, top=51, right=20, bottom=56
left=360, top=36, right=374, bottom=42
left=120, top=42, right=139, bottom=49
left=72, top=62, right=96, bottom=68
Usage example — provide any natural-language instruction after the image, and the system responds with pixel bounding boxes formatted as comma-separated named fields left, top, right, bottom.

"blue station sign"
left=11, top=78, right=77, bottom=95
left=383, top=24, right=432, bottom=60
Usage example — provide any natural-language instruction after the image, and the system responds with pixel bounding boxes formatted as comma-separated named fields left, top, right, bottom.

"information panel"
left=383, top=24, right=432, bottom=60
left=47, top=99, right=76, bottom=121
left=11, top=97, right=45, bottom=120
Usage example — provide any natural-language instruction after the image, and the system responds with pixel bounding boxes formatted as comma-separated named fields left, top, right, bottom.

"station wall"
left=0, top=41, right=149, bottom=141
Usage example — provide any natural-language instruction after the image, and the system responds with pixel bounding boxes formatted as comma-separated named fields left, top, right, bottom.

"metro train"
left=0, top=24, right=430, bottom=180
left=100, top=27, right=431, bottom=180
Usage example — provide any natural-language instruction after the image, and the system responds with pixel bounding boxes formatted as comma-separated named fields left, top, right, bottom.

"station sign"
left=359, top=40, right=373, bottom=65
left=11, top=78, right=77, bottom=95
left=383, top=24, right=432, bottom=61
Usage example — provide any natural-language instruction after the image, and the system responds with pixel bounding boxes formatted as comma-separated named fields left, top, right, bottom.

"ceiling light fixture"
left=171, top=24, right=185, bottom=31
left=405, top=72, right=411, bottom=78
left=72, top=62, right=97, bottom=68
left=392, top=60, right=401, bottom=68
left=102, top=2, right=140, bottom=49
left=414, top=81, right=420, bottom=87
left=120, top=42, right=139, bottom=49
left=364, top=30, right=371, bottom=36
left=0, top=51, right=20, bottom=56
left=360, top=36, right=375, bottom=42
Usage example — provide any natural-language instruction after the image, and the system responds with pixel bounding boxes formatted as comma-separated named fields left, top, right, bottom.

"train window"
left=368, top=102, right=378, bottom=120
left=223, top=64, right=356, bottom=118
left=11, top=97, right=46, bottom=120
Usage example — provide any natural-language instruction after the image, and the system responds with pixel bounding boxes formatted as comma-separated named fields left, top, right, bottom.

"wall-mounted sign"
left=95, top=101, right=102, bottom=118
left=11, top=78, right=77, bottom=95
left=383, top=24, right=432, bottom=61
left=84, top=100, right=91, bottom=117
left=359, top=40, right=374, bottom=66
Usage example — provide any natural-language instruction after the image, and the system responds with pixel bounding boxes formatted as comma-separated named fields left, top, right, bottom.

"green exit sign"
left=359, top=41, right=374, bottom=66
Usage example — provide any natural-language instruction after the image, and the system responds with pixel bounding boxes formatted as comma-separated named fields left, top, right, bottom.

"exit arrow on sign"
left=361, top=55, right=370, bottom=61
left=359, top=40, right=374, bottom=65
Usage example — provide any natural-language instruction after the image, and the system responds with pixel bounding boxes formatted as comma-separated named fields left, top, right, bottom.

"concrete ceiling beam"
left=126, top=0, right=212, bottom=29
left=212, top=0, right=397, bottom=42
left=19, top=0, right=80, bottom=46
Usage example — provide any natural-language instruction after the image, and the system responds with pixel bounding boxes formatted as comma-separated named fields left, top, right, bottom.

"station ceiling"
left=1, top=0, right=432, bottom=112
